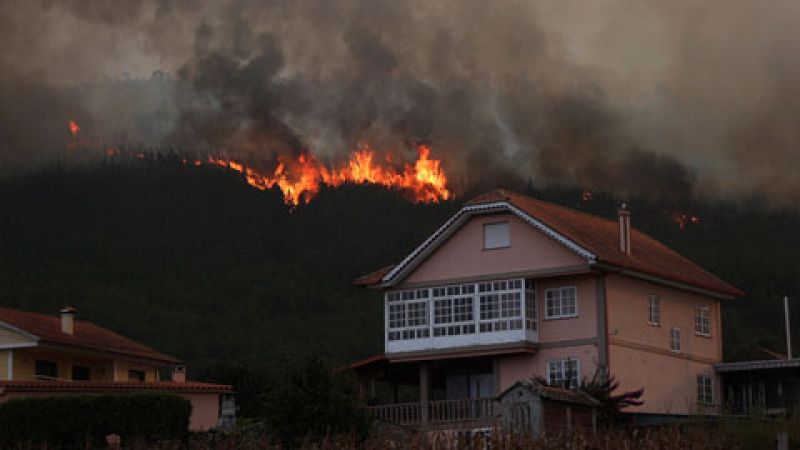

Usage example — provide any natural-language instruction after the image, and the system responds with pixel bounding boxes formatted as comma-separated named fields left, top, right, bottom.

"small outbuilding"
left=497, top=379, right=600, bottom=436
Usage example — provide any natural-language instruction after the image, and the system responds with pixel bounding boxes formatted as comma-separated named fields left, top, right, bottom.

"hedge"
left=0, top=393, right=191, bottom=447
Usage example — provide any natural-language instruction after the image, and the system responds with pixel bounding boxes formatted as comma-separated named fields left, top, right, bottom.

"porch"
left=351, top=354, right=512, bottom=427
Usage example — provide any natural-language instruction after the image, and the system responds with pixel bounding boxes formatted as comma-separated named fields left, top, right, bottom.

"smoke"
left=1, top=0, right=798, bottom=209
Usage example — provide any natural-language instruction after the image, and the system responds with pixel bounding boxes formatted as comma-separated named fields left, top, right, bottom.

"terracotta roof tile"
left=358, top=189, right=744, bottom=297
left=0, top=307, right=179, bottom=364
left=0, top=380, right=232, bottom=393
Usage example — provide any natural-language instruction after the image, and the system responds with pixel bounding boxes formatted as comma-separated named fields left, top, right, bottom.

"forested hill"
left=0, top=160, right=798, bottom=381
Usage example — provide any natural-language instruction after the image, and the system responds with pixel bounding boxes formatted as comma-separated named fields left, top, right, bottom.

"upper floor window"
left=484, top=222, right=510, bottom=249
left=648, top=294, right=660, bottom=325
left=71, top=365, right=90, bottom=381
left=35, top=360, right=58, bottom=379
left=386, top=289, right=431, bottom=341
left=670, top=327, right=681, bottom=352
left=544, top=287, right=577, bottom=319
left=695, top=305, right=711, bottom=336
left=128, top=369, right=145, bottom=382
left=547, top=358, right=580, bottom=389
left=697, top=375, right=713, bottom=405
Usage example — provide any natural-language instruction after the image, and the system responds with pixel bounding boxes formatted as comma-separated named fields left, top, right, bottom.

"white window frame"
left=647, top=294, right=660, bottom=326
left=670, top=327, right=681, bottom=353
left=483, top=222, right=510, bottom=249
left=546, top=358, right=580, bottom=389
left=697, top=374, right=713, bottom=405
left=695, top=305, right=711, bottom=336
left=544, top=287, right=578, bottom=319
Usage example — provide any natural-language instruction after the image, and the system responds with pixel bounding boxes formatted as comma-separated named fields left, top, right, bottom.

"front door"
left=470, top=374, right=494, bottom=398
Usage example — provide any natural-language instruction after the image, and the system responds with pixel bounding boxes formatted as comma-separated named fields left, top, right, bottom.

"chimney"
left=617, top=203, right=632, bottom=255
left=60, top=306, right=76, bottom=335
left=172, top=365, right=186, bottom=383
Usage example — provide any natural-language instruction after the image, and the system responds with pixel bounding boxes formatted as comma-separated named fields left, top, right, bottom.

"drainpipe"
left=785, top=296, right=792, bottom=360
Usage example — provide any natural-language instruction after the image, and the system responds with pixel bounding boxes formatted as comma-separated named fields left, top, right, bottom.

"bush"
left=0, top=393, right=191, bottom=447
left=258, top=356, right=372, bottom=444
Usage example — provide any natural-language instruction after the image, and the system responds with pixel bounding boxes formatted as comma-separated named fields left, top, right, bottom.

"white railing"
left=368, top=402, right=422, bottom=425
left=369, top=398, right=496, bottom=425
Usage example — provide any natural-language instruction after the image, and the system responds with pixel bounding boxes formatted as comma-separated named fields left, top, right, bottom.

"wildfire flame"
left=68, top=120, right=80, bottom=136
left=208, top=144, right=451, bottom=205
left=674, top=213, right=700, bottom=230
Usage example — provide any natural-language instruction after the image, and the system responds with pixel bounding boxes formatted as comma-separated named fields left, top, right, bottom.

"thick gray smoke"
left=1, top=0, right=798, bottom=208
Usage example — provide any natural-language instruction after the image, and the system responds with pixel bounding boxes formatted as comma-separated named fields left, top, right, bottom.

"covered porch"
left=349, top=348, right=533, bottom=428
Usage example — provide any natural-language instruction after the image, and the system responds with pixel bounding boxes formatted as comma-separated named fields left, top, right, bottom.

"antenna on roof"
left=785, top=295, right=792, bottom=360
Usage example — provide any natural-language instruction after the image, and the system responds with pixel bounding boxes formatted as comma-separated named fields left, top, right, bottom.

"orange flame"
left=207, top=144, right=451, bottom=206
left=68, top=120, right=80, bottom=136
left=674, top=213, right=701, bottom=230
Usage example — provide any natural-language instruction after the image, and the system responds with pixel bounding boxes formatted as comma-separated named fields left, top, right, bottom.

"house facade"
left=352, top=190, right=742, bottom=426
left=0, top=306, right=233, bottom=431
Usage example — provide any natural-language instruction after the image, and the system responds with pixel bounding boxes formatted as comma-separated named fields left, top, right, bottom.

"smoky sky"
left=1, top=0, right=798, bottom=209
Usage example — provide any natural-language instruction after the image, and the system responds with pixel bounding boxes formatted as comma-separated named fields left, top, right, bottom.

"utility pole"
left=784, top=295, right=792, bottom=360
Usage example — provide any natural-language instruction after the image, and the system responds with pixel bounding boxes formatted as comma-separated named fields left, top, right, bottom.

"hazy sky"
left=1, top=0, right=798, bottom=208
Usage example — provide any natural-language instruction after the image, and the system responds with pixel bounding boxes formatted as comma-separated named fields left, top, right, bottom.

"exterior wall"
left=495, top=345, right=599, bottom=394
left=406, top=213, right=587, bottom=285
left=605, top=274, right=723, bottom=414
left=536, top=275, right=597, bottom=342
left=0, top=390, right=222, bottom=432
left=608, top=344, right=718, bottom=414
left=179, top=393, right=221, bottom=431
left=11, top=348, right=158, bottom=382
left=0, top=350, right=8, bottom=380
left=113, top=361, right=159, bottom=382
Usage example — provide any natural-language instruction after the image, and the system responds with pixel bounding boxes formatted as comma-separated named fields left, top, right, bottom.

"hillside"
left=0, top=160, right=798, bottom=395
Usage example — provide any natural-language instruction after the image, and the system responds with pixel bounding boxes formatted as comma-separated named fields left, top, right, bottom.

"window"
left=71, top=365, right=90, bottom=381
left=648, top=294, right=660, bottom=325
left=695, top=305, right=711, bottom=336
left=478, top=280, right=523, bottom=332
left=697, top=375, right=713, bottom=405
left=547, top=358, right=580, bottom=389
left=484, top=222, right=510, bottom=249
left=525, top=279, right=537, bottom=331
left=128, top=369, right=145, bottom=382
left=544, top=287, right=577, bottom=319
left=35, top=360, right=58, bottom=379
left=432, top=284, right=476, bottom=336
left=386, top=289, right=431, bottom=341
left=670, top=327, right=681, bottom=352
left=407, top=301, right=428, bottom=327
left=388, top=303, right=406, bottom=329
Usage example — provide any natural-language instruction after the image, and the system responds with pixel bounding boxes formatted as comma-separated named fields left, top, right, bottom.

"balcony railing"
left=368, top=398, right=496, bottom=426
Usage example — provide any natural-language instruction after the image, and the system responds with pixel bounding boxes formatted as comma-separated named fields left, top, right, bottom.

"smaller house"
left=497, top=379, right=599, bottom=436
left=0, top=306, right=234, bottom=431
left=715, top=359, right=800, bottom=416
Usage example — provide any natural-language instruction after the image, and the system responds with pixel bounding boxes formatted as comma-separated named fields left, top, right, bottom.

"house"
left=350, top=189, right=743, bottom=427
left=0, top=306, right=234, bottom=431
left=497, top=379, right=599, bottom=436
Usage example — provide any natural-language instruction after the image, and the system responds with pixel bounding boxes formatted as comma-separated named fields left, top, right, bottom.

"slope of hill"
left=0, top=160, right=797, bottom=405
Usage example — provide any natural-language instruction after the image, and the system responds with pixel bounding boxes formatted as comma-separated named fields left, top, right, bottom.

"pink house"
left=351, top=189, right=743, bottom=426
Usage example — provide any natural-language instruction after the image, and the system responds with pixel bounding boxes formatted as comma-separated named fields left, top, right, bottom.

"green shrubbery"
left=0, top=393, right=191, bottom=447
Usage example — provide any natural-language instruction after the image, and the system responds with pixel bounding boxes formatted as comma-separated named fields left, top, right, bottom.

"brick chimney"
left=60, top=306, right=76, bottom=335
left=172, top=365, right=186, bottom=383
left=617, top=203, right=632, bottom=255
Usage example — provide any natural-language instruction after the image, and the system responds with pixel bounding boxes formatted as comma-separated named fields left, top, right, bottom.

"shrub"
left=0, top=393, right=191, bottom=448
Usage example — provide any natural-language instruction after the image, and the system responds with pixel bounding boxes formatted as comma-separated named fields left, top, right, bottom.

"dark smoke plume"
left=1, top=0, right=798, bottom=209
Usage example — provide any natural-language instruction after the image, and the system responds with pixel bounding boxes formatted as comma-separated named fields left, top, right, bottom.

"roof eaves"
left=594, top=262, right=742, bottom=299
left=0, top=320, right=41, bottom=343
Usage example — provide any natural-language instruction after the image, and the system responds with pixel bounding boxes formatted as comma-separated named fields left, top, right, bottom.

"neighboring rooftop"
left=0, top=306, right=179, bottom=364
left=356, top=189, right=744, bottom=298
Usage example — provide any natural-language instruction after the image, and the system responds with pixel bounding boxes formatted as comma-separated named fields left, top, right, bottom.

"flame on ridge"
left=207, top=144, right=451, bottom=206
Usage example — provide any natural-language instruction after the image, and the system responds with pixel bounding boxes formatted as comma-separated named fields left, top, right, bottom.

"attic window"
left=484, top=222, right=510, bottom=249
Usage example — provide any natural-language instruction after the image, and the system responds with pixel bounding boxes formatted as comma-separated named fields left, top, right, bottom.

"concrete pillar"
left=420, top=361, right=431, bottom=422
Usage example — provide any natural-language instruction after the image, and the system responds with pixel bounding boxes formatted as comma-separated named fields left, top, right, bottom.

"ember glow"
left=674, top=213, right=701, bottom=230
left=67, top=120, right=80, bottom=136
left=207, top=144, right=451, bottom=206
